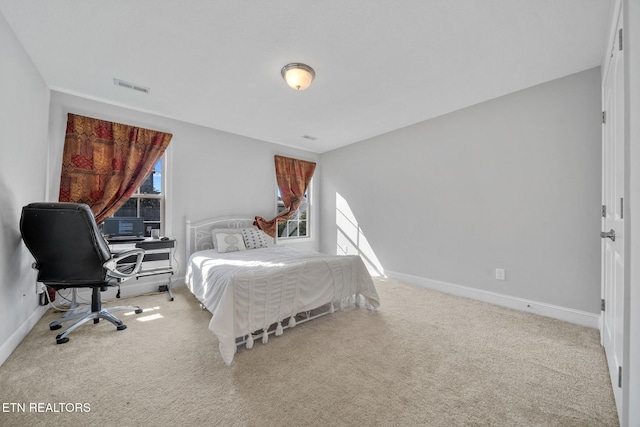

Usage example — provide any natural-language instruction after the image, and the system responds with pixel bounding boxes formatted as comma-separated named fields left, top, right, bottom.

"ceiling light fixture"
left=281, top=63, right=315, bottom=90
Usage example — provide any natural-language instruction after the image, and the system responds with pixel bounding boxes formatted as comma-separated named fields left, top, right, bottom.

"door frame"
left=600, top=4, right=624, bottom=418
left=602, top=1, right=640, bottom=426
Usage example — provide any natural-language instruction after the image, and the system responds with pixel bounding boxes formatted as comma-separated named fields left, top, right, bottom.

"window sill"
left=277, top=236, right=314, bottom=244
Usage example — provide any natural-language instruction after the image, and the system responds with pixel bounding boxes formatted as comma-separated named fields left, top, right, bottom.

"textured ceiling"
left=0, top=0, right=613, bottom=153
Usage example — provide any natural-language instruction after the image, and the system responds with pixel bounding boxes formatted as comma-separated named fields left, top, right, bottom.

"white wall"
left=48, top=91, right=320, bottom=296
left=320, top=68, right=602, bottom=317
left=0, top=12, right=51, bottom=365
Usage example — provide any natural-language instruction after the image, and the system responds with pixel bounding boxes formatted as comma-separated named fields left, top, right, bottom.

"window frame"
left=112, top=155, right=166, bottom=237
left=275, top=178, right=312, bottom=241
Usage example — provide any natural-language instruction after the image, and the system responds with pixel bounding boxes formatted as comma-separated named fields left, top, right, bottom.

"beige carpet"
left=0, top=278, right=618, bottom=426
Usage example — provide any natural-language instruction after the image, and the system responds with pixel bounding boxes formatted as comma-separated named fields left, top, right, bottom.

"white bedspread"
left=186, top=246, right=380, bottom=364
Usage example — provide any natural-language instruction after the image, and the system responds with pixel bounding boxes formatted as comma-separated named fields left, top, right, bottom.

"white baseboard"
left=385, top=270, right=600, bottom=329
left=73, top=275, right=185, bottom=300
left=0, top=305, right=48, bottom=367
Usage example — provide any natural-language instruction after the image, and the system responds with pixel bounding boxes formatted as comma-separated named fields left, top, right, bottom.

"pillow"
left=242, top=227, right=269, bottom=249
left=210, top=228, right=243, bottom=249
left=215, top=232, right=247, bottom=253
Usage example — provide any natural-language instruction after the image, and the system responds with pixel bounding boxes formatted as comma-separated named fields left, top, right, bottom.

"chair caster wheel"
left=117, top=324, right=127, bottom=331
left=50, top=324, right=62, bottom=331
left=56, top=337, right=69, bottom=344
left=135, top=308, right=143, bottom=314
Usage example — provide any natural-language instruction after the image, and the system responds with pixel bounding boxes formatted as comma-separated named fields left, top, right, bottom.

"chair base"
left=48, top=288, right=88, bottom=330
left=49, top=287, right=143, bottom=344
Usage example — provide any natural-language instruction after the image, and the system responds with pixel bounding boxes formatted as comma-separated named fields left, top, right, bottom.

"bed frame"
left=235, top=304, right=334, bottom=350
left=184, top=216, right=334, bottom=352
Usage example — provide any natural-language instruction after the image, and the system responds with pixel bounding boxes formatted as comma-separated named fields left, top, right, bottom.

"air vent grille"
left=113, top=78, right=150, bottom=94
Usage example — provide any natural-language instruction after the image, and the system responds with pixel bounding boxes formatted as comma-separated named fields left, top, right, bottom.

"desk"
left=109, top=238, right=176, bottom=301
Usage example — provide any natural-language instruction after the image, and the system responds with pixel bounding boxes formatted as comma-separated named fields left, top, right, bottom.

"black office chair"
left=20, top=202, right=145, bottom=344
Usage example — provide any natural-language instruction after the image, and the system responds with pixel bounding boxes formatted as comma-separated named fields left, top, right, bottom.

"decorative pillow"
left=210, top=228, right=243, bottom=249
left=242, top=227, right=269, bottom=249
left=215, top=232, right=247, bottom=253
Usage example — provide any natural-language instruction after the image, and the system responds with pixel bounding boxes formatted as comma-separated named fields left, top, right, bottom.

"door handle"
left=600, top=229, right=616, bottom=242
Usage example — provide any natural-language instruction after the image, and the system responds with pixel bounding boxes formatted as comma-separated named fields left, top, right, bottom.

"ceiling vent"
left=113, top=78, right=150, bottom=94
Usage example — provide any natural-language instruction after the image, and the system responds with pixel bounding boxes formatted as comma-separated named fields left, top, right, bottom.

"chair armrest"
left=104, top=248, right=145, bottom=280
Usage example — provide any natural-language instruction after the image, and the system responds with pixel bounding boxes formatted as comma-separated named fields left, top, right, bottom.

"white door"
left=601, top=16, right=624, bottom=418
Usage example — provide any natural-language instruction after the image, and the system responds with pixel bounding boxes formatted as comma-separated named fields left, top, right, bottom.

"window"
left=112, top=157, right=164, bottom=237
left=276, top=182, right=311, bottom=239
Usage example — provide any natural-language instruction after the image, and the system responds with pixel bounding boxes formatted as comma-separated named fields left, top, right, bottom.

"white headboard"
left=185, top=217, right=275, bottom=264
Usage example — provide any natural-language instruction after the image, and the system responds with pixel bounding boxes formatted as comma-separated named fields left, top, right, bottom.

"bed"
left=185, top=217, right=380, bottom=364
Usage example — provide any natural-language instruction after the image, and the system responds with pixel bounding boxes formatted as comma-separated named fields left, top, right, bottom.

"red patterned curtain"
left=254, top=155, right=316, bottom=238
left=58, top=113, right=172, bottom=223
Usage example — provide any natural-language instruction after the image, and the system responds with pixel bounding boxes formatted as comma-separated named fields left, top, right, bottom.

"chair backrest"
left=20, top=202, right=112, bottom=286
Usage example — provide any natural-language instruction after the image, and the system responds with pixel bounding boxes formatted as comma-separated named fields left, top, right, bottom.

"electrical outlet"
left=496, top=268, right=506, bottom=281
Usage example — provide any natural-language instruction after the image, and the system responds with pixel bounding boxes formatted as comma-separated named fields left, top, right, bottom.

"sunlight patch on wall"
left=336, top=193, right=385, bottom=277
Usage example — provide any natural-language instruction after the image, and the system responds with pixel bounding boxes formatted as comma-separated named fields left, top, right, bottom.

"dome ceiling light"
left=281, top=63, right=315, bottom=90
